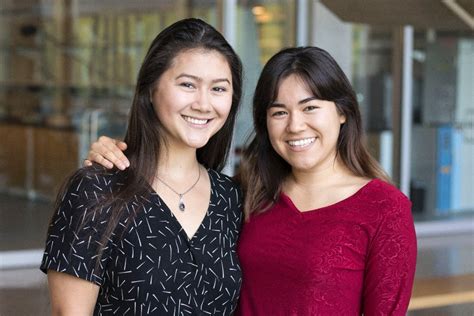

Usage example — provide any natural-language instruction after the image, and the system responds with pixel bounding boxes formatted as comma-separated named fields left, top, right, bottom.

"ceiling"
left=1, top=0, right=473, bottom=31
left=319, top=0, right=474, bottom=31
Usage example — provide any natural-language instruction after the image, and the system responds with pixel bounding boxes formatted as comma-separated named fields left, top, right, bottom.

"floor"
left=0, top=193, right=53, bottom=315
left=0, top=193, right=473, bottom=315
left=0, top=193, right=51, bottom=251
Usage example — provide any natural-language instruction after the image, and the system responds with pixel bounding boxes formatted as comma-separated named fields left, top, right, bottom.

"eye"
left=179, top=82, right=195, bottom=89
left=304, top=105, right=319, bottom=112
left=270, top=110, right=288, bottom=117
left=212, top=86, right=228, bottom=93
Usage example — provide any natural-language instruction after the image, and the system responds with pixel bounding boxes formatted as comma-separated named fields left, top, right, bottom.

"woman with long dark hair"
left=235, top=47, right=416, bottom=315
left=41, top=18, right=243, bottom=315
left=87, top=47, right=417, bottom=315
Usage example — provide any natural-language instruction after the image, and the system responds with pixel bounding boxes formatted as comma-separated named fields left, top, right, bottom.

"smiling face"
left=266, top=74, right=346, bottom=173
left=152, top=48, right=233, bottom=151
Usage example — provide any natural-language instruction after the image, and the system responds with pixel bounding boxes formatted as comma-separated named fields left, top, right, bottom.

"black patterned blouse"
left=40, top=166, right=242, bottom=315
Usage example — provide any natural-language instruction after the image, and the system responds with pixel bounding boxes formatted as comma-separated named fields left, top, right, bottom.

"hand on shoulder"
left=84, top=136, right=129, bottom=170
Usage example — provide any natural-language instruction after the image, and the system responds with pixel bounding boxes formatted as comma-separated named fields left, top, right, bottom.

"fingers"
left=86, top=136, right=129, bottom=170
left=109, top=139, right=130, bottom=169
left=116, top=141, right=128, bottom=151
left=87, top=151, right=114, bottom=169
left=83, top=159, right=93, bottom=167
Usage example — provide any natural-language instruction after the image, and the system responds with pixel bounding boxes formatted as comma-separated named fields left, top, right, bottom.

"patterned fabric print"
left=236, top=179, right=417, bottom=315
left=41, top=166, right=242, bottom=315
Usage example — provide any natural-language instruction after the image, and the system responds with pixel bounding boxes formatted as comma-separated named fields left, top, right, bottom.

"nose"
left=286, top=112, right=306, bottom=133
left=191, top=88, right=212, bottom=112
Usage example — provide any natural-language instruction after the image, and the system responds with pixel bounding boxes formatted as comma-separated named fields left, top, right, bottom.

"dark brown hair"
left=238, top=46, right=389, bottom=219
left=125, top=18, right=242, bottom=175
left=52, top=18, right=242, bottom=258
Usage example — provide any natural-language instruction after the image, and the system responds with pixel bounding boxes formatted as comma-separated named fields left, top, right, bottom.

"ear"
left=339, top=114, right=346, bottom=124
left=149, top=87, right=155, bottom=104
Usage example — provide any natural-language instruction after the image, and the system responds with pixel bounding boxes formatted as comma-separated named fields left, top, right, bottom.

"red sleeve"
left=363, top=195, right=417, bottom=315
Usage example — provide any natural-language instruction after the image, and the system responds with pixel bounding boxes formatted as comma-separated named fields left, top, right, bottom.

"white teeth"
left=287, top=137, right=315, bottom=147
left=184, top=116, right=208, bottom=125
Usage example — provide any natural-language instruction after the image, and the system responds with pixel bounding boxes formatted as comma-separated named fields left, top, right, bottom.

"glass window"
left=410, top=30, right=474, bottom=219
left=352, top=26, right=395, bottom=176
left=0, top=0, right=217, bottom=198
left=349, top=25, right=474, bottom=220
left=233, top=0, right=296, bottom=168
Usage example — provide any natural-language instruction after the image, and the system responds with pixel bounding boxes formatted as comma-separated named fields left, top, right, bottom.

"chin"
left=288, top=159, right=320, bottom=171
left=186, top=138, right=211, bottom=149
left=292, top=165, right=316, bottom=172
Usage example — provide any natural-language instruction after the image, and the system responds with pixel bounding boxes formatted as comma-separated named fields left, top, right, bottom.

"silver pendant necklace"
left=156, top=167, right=201, bottom=212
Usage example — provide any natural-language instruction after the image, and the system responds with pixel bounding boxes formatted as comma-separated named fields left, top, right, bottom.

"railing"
left=409, top=274, right=474, bottom=310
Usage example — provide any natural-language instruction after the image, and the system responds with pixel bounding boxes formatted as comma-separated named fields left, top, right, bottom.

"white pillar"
left=221, top=0, right=237, bottom=175
left=400, top=26, right=414, bottom=196
left=296, top=0, right=309, bottom=46
left=222, top=0, right=237, bottom=46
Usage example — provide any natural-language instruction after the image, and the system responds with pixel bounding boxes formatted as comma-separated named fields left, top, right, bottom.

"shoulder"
left=64, top=164, right=126, bottom=196
left=208, top=169, right=243, bottom=208
left=208, top=169, right=241, bottom=192
left=55, top=164, right=128, bottom=215
left=362, top=179, right=412, bottom=218
left=366, top=179, right=410, bottom=203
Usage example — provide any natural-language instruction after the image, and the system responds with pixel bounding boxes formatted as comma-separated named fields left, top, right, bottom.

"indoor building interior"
left=0, top=0, right=473, bottom=314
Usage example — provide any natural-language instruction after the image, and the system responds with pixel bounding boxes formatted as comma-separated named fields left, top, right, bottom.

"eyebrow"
left=270, top=96, right=318, bottom=108
left=176, top=73, right=231, bottom=84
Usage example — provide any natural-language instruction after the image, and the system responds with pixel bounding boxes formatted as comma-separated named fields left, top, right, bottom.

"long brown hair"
left=238, top=47, right=389, bottom=219
left=52, top=18, right=242, bottom=256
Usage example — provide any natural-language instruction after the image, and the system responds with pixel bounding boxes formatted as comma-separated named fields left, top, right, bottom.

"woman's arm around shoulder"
left=48, top=270, right=99, bottom=315
left=84, top=136, right=129, bottom=170
left=363, top=184, right=417, bottom=315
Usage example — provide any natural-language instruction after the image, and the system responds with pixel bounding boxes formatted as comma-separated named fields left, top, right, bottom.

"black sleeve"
left=40, top=168, right=116, bottom=286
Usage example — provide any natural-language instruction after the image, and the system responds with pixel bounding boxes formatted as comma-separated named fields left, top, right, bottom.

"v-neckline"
left=280, top=179, right=376, bottom=215
left=149, top=168, right=214, bottom=241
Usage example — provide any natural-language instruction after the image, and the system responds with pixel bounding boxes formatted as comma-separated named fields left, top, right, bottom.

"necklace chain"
left=156, top=167, right=201, bottom=212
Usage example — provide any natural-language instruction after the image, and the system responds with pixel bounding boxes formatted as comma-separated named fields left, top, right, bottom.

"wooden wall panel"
left=0, top=124, right=28, bottom=190
left=33, top=127, right=79, bottom=199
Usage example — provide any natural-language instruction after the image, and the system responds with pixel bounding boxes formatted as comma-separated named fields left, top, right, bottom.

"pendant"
left=178, top=194, right=185, bottom=212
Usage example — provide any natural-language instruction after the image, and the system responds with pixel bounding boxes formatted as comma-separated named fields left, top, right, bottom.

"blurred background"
left=0, top=0, right=473, bottom=315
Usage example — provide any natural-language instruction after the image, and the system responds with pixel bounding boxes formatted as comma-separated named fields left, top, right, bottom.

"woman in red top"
left=86, top=46, right=417, bottom=315
left=236, top=46, right=416, bottom=315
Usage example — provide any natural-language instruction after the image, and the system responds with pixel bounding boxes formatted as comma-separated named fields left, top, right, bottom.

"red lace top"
left=236, top=179, right=417, bottom=315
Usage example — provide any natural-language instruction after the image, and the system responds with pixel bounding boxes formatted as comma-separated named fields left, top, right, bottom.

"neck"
left=157, top=145, right=200, bottom=179
left=288, top=158, right=349, bottom=190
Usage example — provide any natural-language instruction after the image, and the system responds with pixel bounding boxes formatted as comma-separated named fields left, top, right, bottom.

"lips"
left=183, top=115, right=210, bottom=125
left=287, top=137, right=316, bottom=147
